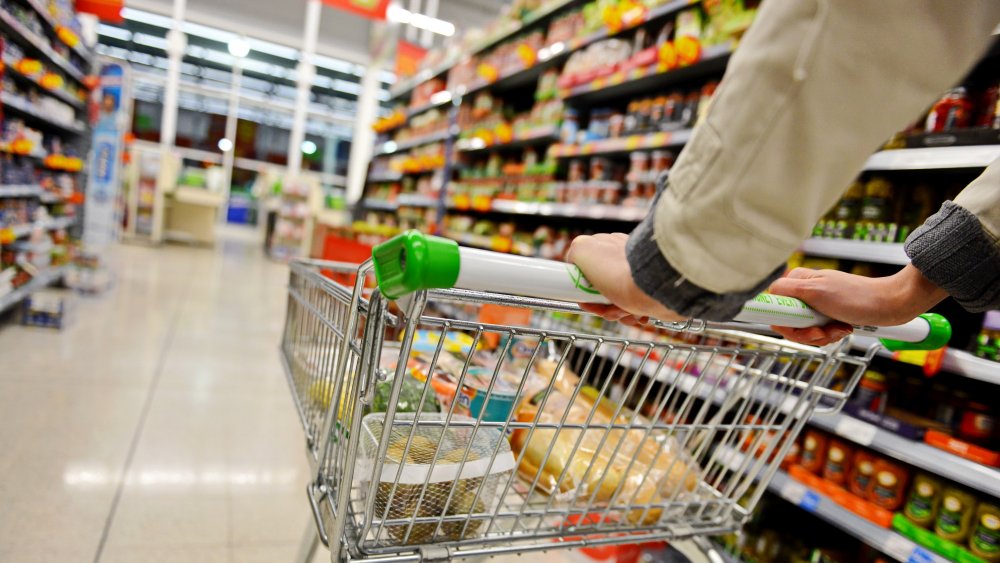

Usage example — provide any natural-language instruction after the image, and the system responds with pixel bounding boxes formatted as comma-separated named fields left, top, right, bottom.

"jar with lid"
left=567, top=159, right=586, bottom=183
left=958, top=401, right=997, bottom=448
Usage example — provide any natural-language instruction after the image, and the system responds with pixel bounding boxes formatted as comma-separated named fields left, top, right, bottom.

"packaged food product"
left=958, top=401, right=997, bottom=448
left=509, top=360, right=700, bottom=524
left=799, top=430, right=828, bottom=474
left=869, top=458, right=909, bottom=511
left=935, top=486, right=977, bottom=542
left=970, top=502, right=1000, bottom=561
left=925, top=87, right=973, bottom=132
left=904, top=473, right=943, bottom=528
left=453, top=367, right=520, bottom=422
left=848, top=450, right=877, bottom=497
left=851, top=371, right=888, bottom=415
left=822, top=439, right=853, bottom=486
left=358, top=413, right=515, bottom=546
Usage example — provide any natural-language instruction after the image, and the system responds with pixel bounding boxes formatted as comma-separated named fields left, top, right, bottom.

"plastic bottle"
left=935, top=486, right=977, bottom=543
left=904, top=473, right=943, bottom=528
left=970, top=502, right=1000, bottom=561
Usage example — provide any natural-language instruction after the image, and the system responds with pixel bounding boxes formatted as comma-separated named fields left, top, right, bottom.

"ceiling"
left=124, top=0, right=500, bottom=66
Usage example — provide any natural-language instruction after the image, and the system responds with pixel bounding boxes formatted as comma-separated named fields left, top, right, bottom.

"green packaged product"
left=904, top=473, right=943, bottom=528
left=970, top=503, right=1000, bottom=561
left=936, top=487, right=977, bottom=543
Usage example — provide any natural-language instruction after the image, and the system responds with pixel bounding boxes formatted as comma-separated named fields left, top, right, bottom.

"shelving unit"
left=0, top=9, right=86, bottom=83
left=550, top=128, right=693, bottom=157
left=797, top=239, right=908, bottom=265
left=863, top=145, right=1000, bottom=171
left=810, top=410, right=1000, bottom=496
left=487, top=199, right=647, bottom=221
left=0, top=0, right=92, bottom=314
left=0, top=265, right=66, bottom=315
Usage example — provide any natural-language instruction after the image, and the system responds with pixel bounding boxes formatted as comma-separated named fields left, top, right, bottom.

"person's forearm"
left=885, top=265, right=949, bottom=324
left=628, top=1, right=1000, bottom=319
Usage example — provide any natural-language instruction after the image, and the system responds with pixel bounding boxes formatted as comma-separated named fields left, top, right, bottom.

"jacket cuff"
left=905, top=201, right=1000, bottom=312
left=626, top=184, right=784, bottom=322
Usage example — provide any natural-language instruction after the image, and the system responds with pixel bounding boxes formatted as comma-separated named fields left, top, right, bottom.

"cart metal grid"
left=282, top=258, right=871, bottom=562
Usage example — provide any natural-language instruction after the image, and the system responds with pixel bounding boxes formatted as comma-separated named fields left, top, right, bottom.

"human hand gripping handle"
left=371, top=231, right=951, bottom=351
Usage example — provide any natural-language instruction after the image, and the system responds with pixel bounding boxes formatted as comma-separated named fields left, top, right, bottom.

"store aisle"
left=0, top=230, right=320, bottom=563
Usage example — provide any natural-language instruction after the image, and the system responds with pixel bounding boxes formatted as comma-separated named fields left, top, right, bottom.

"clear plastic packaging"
left=358, top=413, right=515, bottom=546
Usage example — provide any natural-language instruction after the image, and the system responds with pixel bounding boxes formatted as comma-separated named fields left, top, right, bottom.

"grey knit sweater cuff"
left=625, top=184, right=784, bottom=322
left=905, top=201, right=1000, bottom=312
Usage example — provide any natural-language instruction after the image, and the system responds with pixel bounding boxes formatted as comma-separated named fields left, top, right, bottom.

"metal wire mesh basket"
left=281, top=254, right=905, bottom=562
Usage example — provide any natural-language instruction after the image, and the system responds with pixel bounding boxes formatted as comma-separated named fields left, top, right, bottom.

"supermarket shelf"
left=406, top=93, right=453, bottom=119
left=442, top=229, right=535, bottom=256
left=711, top=543, right=743, bottom=563
left=24, top=0, right=91, bottom=59
left=557, top=0, right=698, bottom=57
left=798, top=239, right=908, bottom=265
left=455, top=127, right=560, bottom=153
left=0, top=10, right=86, bottom=84
left=562, top=43, right=733, bottom=105
left=462, top=56, right=563, bottom=97
left=487, top=199, right=647, bottom=221
left=940, top=348, right=1000, bottom=385
left=366, top=172, right=403, bottom=183
left=852, top=335, right=1000, bottom=387
left=1, top=93, right=87, bottom=134
left=3, top=57, right=86, bottom=109
left=809, top=410, right=1000, bottom=497
left=389, top=55, right=460, bottom=100
left=363, top=199, right=398, bottom=211
left=375, top=130, right=451, bottom=155
left=396, top=194, right=440, bottom=207
left=863, top=145, right=1000, bottom=171
left=45, top=216, right=75, bottom=230
left=469, top=0, right=581, bottom=57
left=764, top=471, right=947, bottom=563
left=0, top=265, right=66, bottom=315
left=0, top=184, right=43, bottom=198
left=550, top=128, right=693, bottom=158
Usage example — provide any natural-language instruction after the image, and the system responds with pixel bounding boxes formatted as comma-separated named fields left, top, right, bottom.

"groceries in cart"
left=358, top=413, right=515, bottom=545
left=509, top=358, right=701, bottom=525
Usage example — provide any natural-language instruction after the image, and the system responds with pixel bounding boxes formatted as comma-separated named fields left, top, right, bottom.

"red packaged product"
left=848, top=450, right=878, bottom=497
left=925, top=87, right=973, bottom=132
left=869, top=458, right=911, bottom=511
left=823, top=439, right=854, bottom=486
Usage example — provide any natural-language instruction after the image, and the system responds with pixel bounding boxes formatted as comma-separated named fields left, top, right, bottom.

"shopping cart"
left=281, top=231, right=950, bottom=563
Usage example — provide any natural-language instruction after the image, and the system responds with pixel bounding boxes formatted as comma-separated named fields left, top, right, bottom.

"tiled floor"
left=0, top=228, right=317, bottom=562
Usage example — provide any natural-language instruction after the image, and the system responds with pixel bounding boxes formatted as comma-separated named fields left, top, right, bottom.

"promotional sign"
left=395, top=39, right=427, bottom=79
left=75, top=0, right=124, bottom=23
left=83, top=62, right=129, bottom=250
left=322, top=0, right=390, bottom=20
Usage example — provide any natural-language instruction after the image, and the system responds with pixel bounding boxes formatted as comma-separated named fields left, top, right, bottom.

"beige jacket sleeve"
left=625, top=0, right=1000, bottom=319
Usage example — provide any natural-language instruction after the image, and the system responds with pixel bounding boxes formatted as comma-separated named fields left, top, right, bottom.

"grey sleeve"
left=905, top=201, right=1000, bottom=312
left=626, top=180, right=783, bottom=321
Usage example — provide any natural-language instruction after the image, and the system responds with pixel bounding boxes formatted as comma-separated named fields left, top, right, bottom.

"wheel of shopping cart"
left=280, top=231, right=950, bottom=563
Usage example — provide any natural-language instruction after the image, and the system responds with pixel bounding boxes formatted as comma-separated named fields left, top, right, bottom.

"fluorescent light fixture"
left=218, top=138, right=233, bottom=152
left=228, top=37, right=250, bottom=58
left=429, top=90, right=452, bottom=105
left=386, top=5, right=455, bottom=37
left=381, top=141, right=397, bottom=154
left=97, top=24, right=132, bottom=42
left=301, top=140, right=318, bottom=155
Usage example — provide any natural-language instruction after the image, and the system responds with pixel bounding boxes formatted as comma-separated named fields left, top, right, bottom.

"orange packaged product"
left=848, top=450, right=878, bottom=497
left=823, top=439, right=854, bottom=487
left=799, top=430, right=828, bottom=474
left=869, top=458, right=910, bottom=511
left=781, top=438, right=801, bottom=470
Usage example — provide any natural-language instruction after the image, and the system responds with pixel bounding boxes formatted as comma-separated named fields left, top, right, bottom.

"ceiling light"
left=218, top=138, right=233, bottom=152
left=302, top=140, right=318, bottom=155
left=228, top=37, right=250, bottom=58
left=386, top=5, right=455, bottom=37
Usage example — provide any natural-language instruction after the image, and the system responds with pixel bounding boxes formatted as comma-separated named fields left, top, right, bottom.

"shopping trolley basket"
left=281, top=231, right=950, bottom=562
